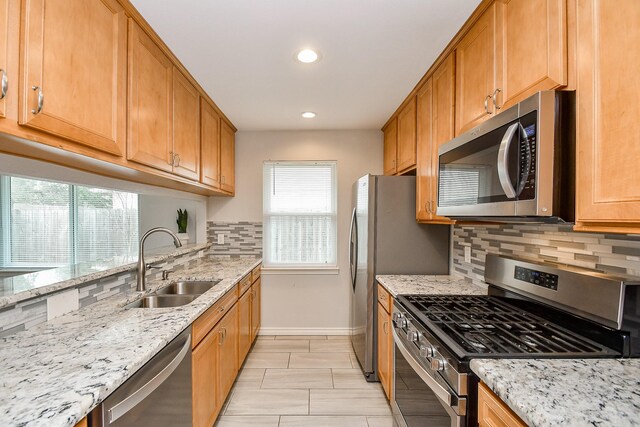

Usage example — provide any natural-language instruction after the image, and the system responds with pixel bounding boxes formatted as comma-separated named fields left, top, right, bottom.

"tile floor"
left=215, top=335, right=395, bottom=427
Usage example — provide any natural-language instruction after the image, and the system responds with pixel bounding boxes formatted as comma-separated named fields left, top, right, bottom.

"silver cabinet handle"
left=108, top=333, right=191, bottom=422
left=424, top=202, right=430, bottom=214
left=169, top=151, right=174, bottom=166
left=492, top=88, right=502, bottom=111
left=219, top=329, right=224, bottom=345
left=221, top=175, right=225, bottom=184
left=0, top=69, right=7, bottom=100
left=31, top=86, right=43, bottom=114
left=174, top=153, right=180, bottom=167
left=484, top=94, right=492, bottom=115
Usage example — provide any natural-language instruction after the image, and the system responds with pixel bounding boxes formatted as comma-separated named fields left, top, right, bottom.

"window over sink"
left=0, top=175, right=139, bottom=269
left=263, top=161, right=337, bottom=268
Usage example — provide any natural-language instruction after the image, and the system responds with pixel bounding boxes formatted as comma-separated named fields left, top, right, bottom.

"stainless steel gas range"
left=391, top=254, right=640, bottom=427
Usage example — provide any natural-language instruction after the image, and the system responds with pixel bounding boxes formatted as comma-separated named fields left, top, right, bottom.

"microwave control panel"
left=514, top=266, right=558, bottom=290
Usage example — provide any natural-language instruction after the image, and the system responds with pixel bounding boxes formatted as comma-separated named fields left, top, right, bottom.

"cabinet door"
left=502, top=0, right=567, bottom=109
left=127, top=20, right=173, bottom=172
left=192, top=327, right=220, bottom=427
left=20, top=0, right=127, bottom=155
left=455, top=2, right=503, bottom=136
left=200, top=99, right=221, bottom=188
left=429, top=55, right=457, bottom=223
left=377, top=302, right=391, bottom=400
left=250, top=278, right=261, bottom=342
left=0, top=0, right=8, bottom=119
left=172, top=69, right=200, bottom=180
left=396, top=98, right=417, bottom=172
left=238, top=289, right=252, bottom=365
left=220, top=120, right=235, bottom=193
left=383, top=118, right=398, bottom=175
left=478, top=382, right=526, bottom=427
left=416, top=79, right=433, bottom=222
left=218, top=303, right=238, bottom=402
left=575, top=0, right=640, bottom=232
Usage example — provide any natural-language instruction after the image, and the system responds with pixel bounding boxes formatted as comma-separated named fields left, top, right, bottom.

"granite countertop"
left=0, top=255, right=261, bottom=427
left=471, top=358, right=640, bottom=427
left=376, top=274, right=488, bottom=297
left=0, top=243, right=212, bottom=309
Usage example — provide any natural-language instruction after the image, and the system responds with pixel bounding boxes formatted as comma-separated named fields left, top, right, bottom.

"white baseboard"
left=258, top=327, right=351, bottom=336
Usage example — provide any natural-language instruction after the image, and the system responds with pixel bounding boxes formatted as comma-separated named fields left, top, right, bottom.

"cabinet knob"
left=0, top=69, right=7, bottom=100
left=31, top=86, right=44, bottom=114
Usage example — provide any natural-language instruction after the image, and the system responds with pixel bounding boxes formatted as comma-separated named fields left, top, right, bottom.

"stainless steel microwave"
left=437, top=91, right=575, bottom=222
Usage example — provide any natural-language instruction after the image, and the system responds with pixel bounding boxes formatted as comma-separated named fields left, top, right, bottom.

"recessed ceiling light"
left=301, top=111, right=316, bottom=119
left=297, top=49, right=319, bottom=64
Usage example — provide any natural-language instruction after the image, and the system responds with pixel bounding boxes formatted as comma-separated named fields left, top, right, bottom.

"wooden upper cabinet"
left=396, top=98, right=417, bottom=172
left=172, top=69, right=200, bottom=180
left=502, top=0, right=567, bottom=109
left=417, top=54, right=456, bottom=224
left=127, top=19, right=173, bottom=172
left=574, top=0, right=640, bottom=233
left=383, top=118, right=398, bottom=175
left=19, top=0, right=127, bottom=155
left=200, top=99, right=221, bottom=188
left=0, top=0, right=8, bottom=119
left=455, top=1, right=503, bottom=136
left=220, top=120, right=235, bottom=193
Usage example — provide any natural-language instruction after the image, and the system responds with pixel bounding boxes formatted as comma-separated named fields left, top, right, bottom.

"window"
left=0, top=176, right=139, bottom=268
left=263, top=161, right=337, bottom=268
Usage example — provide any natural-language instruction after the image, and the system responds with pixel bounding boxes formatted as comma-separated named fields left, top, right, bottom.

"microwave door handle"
left=497, top=123, right=519, bottom=199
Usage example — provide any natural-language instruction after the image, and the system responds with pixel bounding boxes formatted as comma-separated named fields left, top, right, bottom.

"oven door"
left=392, top=329, right=465, bottom=427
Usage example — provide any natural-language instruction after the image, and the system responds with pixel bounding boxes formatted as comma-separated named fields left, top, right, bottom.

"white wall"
left=208, top=130, right=383, bottom=334
left=139, top=195, right=206, bottom=250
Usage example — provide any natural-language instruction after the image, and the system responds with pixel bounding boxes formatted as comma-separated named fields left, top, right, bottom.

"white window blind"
left=263, top=161, right=337, bottom=268
left=1, top=176, right=139, bottom=267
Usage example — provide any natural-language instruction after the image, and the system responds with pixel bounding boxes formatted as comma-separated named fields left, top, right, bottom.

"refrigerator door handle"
left=349, top=208, right=358, bottom=291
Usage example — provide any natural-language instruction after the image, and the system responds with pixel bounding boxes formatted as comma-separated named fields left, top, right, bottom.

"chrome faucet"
left=136, top=227, right=183, bottom=292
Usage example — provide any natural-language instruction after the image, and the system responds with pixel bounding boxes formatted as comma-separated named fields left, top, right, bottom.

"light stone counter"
left=376, top=274, right=488, bottom=297
left=0, top=255, right=260, bottom=427
left=471, top=358, right=640, bottom=427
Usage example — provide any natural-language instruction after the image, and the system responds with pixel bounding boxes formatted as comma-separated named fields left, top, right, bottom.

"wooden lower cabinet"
left=192, top=321, right=220, bottom=427
left=478, top=382, right=526, bottom=427
left=217, top=304, right=238, bottom=400
left=377, top=298, right=392, bottom=400
left=250, top=277, right=261, bottom=342
left=237, top=288, right=252, bottom=366
left=74, top=417, right=87, bottom=427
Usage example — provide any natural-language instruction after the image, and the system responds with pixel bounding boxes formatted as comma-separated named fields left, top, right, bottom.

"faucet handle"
left=162, top=270, right=172, bottom=281
left=145, top=262, right=163, bottom=269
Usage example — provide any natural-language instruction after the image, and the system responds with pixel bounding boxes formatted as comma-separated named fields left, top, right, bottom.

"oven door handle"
left=392, top=328, right=456, bottom=409
left=497, top=122, right=520, bottom=199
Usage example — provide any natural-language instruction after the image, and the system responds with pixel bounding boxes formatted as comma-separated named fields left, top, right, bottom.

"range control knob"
left=430, top=357, right=447, bottom=371
left=406, top=330, right=420, bottom=342
left=419, top=344, right=436, bottom=358
left=392, top=312, right=404, bottom=323
left=397, top=317, right=408, bottom=328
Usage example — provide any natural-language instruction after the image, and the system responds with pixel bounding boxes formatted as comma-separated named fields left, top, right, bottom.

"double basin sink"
left=127, top=280, right=221, bottom=309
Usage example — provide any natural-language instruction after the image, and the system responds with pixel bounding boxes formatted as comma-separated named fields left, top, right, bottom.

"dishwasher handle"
left=107, top=333, right=192, bottom=423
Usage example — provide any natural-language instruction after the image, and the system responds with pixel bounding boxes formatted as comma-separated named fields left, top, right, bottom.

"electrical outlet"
left=217, top=234, right=224, bottom=245
left=464, top=246, right=472, bottom=263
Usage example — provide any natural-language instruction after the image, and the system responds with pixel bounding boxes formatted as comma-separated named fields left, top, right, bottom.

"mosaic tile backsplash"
left=208, top=221, right=262, bottom=256
left=0, top=249, right=205, bottom=338
left=453, top=224, right=640, bottom=284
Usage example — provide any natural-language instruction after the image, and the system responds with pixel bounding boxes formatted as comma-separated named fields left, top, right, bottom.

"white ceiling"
left=130, top=0, right=481, bottom=131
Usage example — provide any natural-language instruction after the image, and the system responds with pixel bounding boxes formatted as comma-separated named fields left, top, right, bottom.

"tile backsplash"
left=453, top=224, right=640, bottom=284
left=208, top=221, right=262, bottom=256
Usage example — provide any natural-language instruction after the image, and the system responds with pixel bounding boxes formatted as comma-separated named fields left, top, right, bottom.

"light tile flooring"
left=215, top=335, right=394, bottom=427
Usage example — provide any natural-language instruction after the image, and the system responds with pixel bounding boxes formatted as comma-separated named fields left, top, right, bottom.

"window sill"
left=261, top=267, right=340, bottom=275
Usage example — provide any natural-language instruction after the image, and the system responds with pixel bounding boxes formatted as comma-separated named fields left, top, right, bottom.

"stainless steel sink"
left=126, top=294, right=199, bottom=309
left=155, top=280, right=221, bottom=296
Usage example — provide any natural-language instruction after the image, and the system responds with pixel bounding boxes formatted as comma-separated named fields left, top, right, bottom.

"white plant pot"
left=177, top=232, right=190, bottom=244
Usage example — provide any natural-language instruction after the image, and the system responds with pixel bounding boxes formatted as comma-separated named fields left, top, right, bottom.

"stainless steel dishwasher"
left=91, top=326, right=192, bottom=426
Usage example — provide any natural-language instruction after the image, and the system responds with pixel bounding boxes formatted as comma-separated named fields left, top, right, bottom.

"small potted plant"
left=176, top=209, right=189, bottom=243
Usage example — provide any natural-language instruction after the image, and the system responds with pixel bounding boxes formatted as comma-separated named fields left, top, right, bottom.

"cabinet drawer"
left=251, top=264, right=261, bottom=283
left=377, top=283, right=392, bottom=314
left=238, top=274, right=252, bottom=297
left=193, top=286, right=238, bottom=348
left=478, top=382, right=527, bottom=427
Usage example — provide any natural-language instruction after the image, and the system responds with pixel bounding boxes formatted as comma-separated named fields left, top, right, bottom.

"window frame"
left=0, top=175, right=139, bottom=268
left=262, top=160, right=338, bottom=270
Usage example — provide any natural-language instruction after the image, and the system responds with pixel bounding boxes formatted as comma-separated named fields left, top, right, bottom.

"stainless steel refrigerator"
left=349, top=175, right=450, bottom=381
